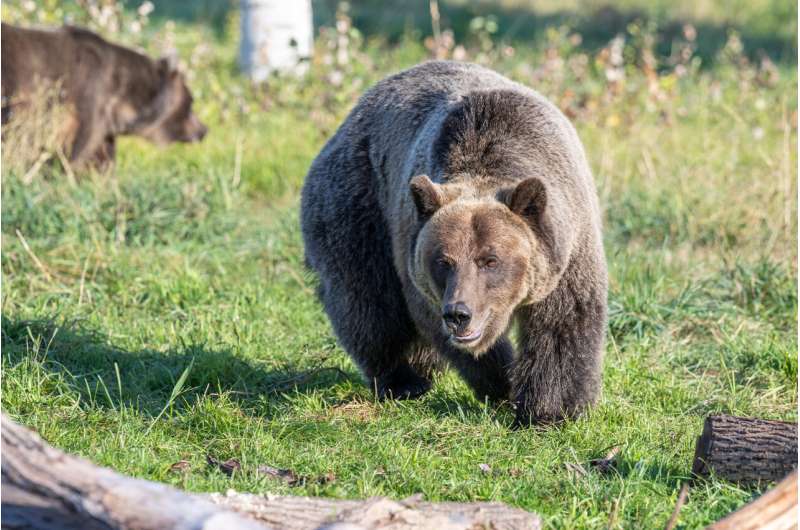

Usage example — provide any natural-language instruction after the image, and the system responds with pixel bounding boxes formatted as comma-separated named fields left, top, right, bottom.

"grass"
left=1, top=1, right=797, bottom=528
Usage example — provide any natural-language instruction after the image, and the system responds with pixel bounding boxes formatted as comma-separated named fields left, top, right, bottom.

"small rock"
left=589, top=446, right=621, bottom=475
left=257, top=464, right=300, bottom=485
left=169, top=460, right=191, bottom=474
left=508, top=468, right=523, bottom=477
left=207, top=454, right=242, bottom=477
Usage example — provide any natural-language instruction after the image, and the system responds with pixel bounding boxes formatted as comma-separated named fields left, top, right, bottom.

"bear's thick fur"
left=301, top=61, right=607, bottom=426
left=1, top=23, right=207, bottom=170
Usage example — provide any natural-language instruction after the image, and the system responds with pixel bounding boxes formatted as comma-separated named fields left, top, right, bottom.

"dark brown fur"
left=301, top=61, right=607, bottom=427
left=1, top=23, right=207, bottom=170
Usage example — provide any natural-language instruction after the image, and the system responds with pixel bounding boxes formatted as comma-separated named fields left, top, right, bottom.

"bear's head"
left=409, top=175, right=565, bottom=354
left=120, top=58, right=207, bottom=145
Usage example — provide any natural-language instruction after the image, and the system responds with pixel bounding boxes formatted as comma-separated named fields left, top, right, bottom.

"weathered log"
left=706, top=470, right=798, bottom=530
left=692, top=415, right=797, bottom=484
left=1, top=414, right=541, bottom=530
left=1, top=415, right=270, bottom=530
left=208, top=491, right=541, bottom=530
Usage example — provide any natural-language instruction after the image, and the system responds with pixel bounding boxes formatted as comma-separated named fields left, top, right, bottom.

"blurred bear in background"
left=1, top=23, right=207, bottom=171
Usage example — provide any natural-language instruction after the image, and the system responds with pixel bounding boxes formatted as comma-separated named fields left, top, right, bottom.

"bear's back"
left=350, top=61, right=523, bottom=139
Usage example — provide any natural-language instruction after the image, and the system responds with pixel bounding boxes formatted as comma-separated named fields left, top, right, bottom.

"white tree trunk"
left=239, top=0, right=313, bottom=81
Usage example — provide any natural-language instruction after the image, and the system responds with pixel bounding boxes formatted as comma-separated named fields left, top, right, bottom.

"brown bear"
left=301, top=61, right=607, bottom=426
left=1, top=23, right=207, bottom=170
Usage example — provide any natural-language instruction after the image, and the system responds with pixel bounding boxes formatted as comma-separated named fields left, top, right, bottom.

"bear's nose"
left=443, top=302, right=472, bottom=333
left=189, top=123, right=207, bottom=142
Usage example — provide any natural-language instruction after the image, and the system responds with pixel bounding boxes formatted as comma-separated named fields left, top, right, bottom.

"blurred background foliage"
left=3, top=0, right=795, bottom=255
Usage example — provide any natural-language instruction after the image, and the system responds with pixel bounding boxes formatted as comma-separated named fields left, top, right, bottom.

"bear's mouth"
left=449, top=312, right=491, bottom=347
left=452, top=328, right=483, bottom=344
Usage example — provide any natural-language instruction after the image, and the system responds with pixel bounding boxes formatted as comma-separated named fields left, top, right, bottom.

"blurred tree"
left=239, top=0, right=313, bottom=81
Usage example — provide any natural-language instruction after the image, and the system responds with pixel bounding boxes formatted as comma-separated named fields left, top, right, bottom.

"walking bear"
left=2, top=23, right=207, bottom=170
left=301, top=61, right=607, bottom=426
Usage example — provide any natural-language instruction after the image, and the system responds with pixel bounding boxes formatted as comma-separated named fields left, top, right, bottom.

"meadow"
left=1, top=1, right=797, bottom=528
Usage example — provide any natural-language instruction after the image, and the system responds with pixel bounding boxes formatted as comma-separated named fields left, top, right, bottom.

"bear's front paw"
left=511, top=409, right=563, bottom=430
left=468, top=374, right=511, bottom=404
left=510, top=398, right=567, bottom=429
left=375, top=363, right=431, bottom=401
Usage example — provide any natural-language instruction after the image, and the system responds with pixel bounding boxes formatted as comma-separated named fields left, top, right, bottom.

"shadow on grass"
left=606, top=457, right=688, bottom=485
left=1, top=316, right=364, bottom=418
left=417, top=384, right=515, bottom=425
left=2, top=316, right=526, bottom=429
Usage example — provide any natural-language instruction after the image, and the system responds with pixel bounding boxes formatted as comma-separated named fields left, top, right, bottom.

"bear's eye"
left=435, top=257, right=453, bottom=270
left=479, top=256, right=499, bottom=269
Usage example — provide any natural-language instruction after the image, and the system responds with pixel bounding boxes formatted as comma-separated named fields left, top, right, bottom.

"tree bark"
left=692, top=415, right=798, bottom=485
left=207, top=492, right=541, bottom=530
left=706, top=470, right=798, bottom=530
left=1, top=415, right=270, bottom=530
left=1, top=414, right=541, bottom=530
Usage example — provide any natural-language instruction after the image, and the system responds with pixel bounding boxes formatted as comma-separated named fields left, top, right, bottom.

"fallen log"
left=692, top=415, right=797, bottom=485
left=706, top=470, right=798, bottom=530
left=1, top=414, right=541, bottom=530
left=207, top=491, right=540, bottom=530
left=1, top=414, right=270, bottom=530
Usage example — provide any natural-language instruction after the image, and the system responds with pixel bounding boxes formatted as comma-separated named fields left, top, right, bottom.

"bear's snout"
left=184, top=114, right=208, bottom=142
left=442, top=302, right=472, bottom=334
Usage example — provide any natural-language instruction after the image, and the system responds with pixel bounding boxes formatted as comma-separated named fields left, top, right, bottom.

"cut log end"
left=692, top=415, right=798, bottom=485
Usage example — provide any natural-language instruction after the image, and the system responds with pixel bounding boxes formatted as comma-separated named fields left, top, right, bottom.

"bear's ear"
left=158, top=53, right=179, bottom=72
left=506, top=177, right=565, bottom=266
left=507, top=177, right=548, bottom=223
left=410, top=175, right=445, bottom=219
left=157, top=57, right=169, bottom=74
left=156, top=55, right=181, bottom=86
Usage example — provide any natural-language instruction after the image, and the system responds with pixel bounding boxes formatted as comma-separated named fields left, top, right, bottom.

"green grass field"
left=2, top=1, right=797, bottom=528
